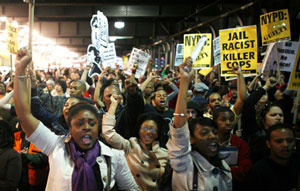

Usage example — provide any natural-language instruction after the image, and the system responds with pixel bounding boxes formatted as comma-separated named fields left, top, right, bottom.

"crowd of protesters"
left=0, top=47, right=299, bottom=191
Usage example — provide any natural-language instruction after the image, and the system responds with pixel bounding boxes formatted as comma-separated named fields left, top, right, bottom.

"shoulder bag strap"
left=104, top=155, right=112, bottom=191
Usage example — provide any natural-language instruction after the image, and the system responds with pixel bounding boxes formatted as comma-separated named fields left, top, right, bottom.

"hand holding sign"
left=179, top=57, right=194, bottom=81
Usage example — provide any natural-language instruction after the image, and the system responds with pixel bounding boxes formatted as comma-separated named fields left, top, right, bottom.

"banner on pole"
left=260, top=9, right=291, bottom=45
left=184, top=33, right=212, bottom=69
left=287, top=43, right=300, bottom=90
left=6, top=22, right=18, bottom=54
left=220, top=25, right=257, bottom=76
left=213, top=37, right=221, bottom=66
left=174, top=44, right=184, bottom=66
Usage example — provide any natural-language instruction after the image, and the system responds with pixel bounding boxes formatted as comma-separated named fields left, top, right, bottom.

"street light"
left=114, top=21, right=125, bottom=29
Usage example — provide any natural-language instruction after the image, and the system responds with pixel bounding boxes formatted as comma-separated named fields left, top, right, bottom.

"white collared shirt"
left=167, top=122, right=232, bottom=191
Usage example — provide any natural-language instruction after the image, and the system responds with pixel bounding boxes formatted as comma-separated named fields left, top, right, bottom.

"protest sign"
left=101, top=43, right=117, bottom=69
left=266, top=41, right=299, bottom=72
left=220, top=25, right=257, bottom=76
left=88, top=10, right=109, bottom=77
left=124, top=48, right=151, bottom=78
left=90, top=11, right=109, bottom=49
left=287, top=43, right=300, bottom=90
left=6, top=21, right=18, bottom=54
left=184, top=33, right=212, bottom=69
left=87, top=44, right=104, bottom=77
left=213, top=37, right=221, bottom=66
left=199, top=68, right=213, bottom=77
left=260, top=9, right=291, bottom=45
left=174, top=44, right=184, bottom=66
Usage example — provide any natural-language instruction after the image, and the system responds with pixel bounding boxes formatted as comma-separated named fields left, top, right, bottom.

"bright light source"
left=114, top=21, right=125, bottom=29
left=109, top=36, right=117, bottom=41
left=0, top=17, right=7, bottom=22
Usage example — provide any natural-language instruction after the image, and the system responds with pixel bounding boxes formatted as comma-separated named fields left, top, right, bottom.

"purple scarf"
left=69, top=139, right=100, bottom=191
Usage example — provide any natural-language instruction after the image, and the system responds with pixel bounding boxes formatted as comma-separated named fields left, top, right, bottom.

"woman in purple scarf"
left=13, top=48, right=138, bottom=191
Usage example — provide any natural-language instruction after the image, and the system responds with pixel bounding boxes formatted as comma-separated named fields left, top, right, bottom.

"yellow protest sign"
left=260, top=9, right=290, bottom=45
left=199, top=68, right=213, bottom=77
left=287, top=43, right=300, bottom=90
left=220, top=25, right=257, bottom=76
left=184, top=33, right=211, bottom=69
left=6, top=21, right=18, bottom=54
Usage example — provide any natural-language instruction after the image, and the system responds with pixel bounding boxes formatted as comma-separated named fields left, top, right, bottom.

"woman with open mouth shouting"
left=102, top=93, right=169, bottom=191
left=13, top=48, right=137, bottom=191
left=167, top=57, right=232, bottom=191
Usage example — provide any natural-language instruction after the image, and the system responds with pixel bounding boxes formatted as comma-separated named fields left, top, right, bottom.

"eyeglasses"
left=140, top=126, right=157, bottom=133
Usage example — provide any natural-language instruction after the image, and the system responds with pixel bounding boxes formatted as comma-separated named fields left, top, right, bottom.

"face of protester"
left=267, top=128, right=295, bottom=162
left=274, top=89, right=284, bottom=100
left=231, top=88, right=237, bottom=99
left=264, top=106, right=284, bottom=129
left=63, top=97, right=80, bottom=121
left=258, top=93, right=268, bottom=106
left=46, top=83, right=54, bottom=92
left=55, top=83, right=63, bottom=93
left=70, top=110, right=98, bottom=150
left=190, top=124, right=218, bottom=160
left=208, top=93, right=223, bottom=111
left=103, top=86, right=119, bottom=109
left=139, top=120, right=158, bottom=149
left=153, top=90, right=167, bottom=110
left=144, top=82, right=154, bottom=97
left=70, top=72, right=80, bottom=80
left=216, top=111, right=235, bottom=136
left=187, top=108, right=197, bottom=121
left=69, top=81, right=84, bottom=97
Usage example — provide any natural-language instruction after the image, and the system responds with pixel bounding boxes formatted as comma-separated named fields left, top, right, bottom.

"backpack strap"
left=104, top=155, right=112, bottom=191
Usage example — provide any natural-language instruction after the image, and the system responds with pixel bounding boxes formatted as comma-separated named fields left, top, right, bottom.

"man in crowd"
left=246, top=124, right=300, bottom=191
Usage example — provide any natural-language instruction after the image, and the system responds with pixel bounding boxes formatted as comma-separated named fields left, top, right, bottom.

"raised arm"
left=13, top=48, right=40, bottom=137
left=233, top=66, right=247, bottom=116
left=93, top=71, right=106, bottom=108
left=140, top=72, right=156, bottom=92
left=102, top=94, right=131, bottom=154
left=247, top=73, right=261, bottom=92
left=174, top=57, right=193, bottom=128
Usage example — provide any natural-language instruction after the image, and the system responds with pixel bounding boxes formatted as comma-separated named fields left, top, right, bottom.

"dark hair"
left=266, top=123, right=295, bottom=141
left=67, top=102, right=99, bottom=126
left=71, top=80, right=86, bottom=92
left=213, top=107, right=234, bottom=121
left=187, top=100, right=203, bottom=117
left=0, top=120, right=15, bottom=149
left=136, top=112, right=164, bottom=139
left=100, top=79, right=119, bottom=101
left=257, top=102, right=283, bottom=128
left=188, top=117, right=229, bottom=172
left=154, top=83, right=164, bottom=92
left=188, top=117, right=218, bottom=138
left=56, top=80, right=67, bottom=93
